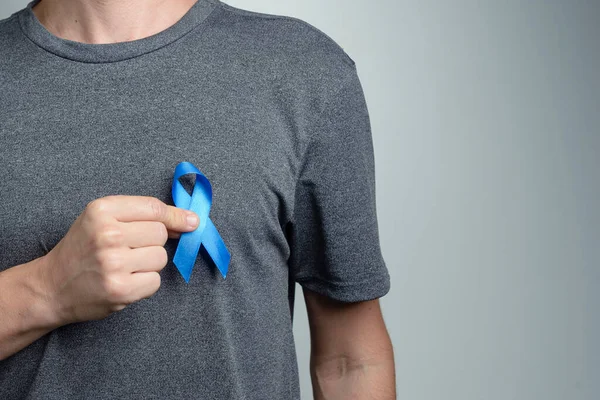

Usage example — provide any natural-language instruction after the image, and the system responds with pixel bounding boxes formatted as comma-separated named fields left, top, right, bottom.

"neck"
left=31, top=0, right=199, bottom=44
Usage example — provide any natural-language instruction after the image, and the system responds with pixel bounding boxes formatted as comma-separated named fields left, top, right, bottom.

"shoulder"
left=215, top=2, right=355, bottom=67
left=0, top=13, right=24, bottom=71
left=0, top=12, right=20, bottom=40
left=211, top=1, right=357, bottom=85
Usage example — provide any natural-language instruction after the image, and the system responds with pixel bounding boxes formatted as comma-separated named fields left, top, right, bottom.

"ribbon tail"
left=203, top=217, right=231, bottom=279
left=173, top=227, right=203, bottom=283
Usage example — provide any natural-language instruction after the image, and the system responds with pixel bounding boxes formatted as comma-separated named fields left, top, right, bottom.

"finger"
left=162, top=205, right=200, bottom=234
left=127, top=271, right=162, bottom=301
left=123, top=246, right=169, bottom=273
left=120, top=221, right=169, bottom=248
left=168, top=230, right=182, bottom=239
left=90, top=196, right=199, bottom=233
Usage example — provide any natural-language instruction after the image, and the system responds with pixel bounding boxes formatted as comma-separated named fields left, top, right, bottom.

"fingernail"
left=186, top=212, right=199, bottom=227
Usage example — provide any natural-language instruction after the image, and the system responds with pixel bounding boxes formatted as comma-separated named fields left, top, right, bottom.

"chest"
left=0, top=64, right=300, bottom=272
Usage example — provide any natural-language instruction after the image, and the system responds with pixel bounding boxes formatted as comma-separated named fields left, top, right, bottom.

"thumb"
left=162, top=205, right=199, bottom=234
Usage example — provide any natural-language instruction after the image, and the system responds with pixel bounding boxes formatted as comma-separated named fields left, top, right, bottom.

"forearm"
left=310, top=347, right=396, bottom=400
left=0, top=256, right=62, bottom=361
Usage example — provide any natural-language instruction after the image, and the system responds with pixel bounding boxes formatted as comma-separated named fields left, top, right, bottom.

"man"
left=0, top=0, right=395, bottom=398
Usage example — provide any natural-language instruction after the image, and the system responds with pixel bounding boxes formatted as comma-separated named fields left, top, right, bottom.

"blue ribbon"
left=172, top=161, right=230, bottom=283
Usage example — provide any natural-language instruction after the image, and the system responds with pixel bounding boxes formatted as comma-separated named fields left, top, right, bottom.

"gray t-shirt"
left=0, top=0, right=390, bottom=398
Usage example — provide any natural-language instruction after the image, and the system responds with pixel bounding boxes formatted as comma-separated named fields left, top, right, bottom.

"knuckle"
left=156, top=223, right=169, bottom=244
left=93, top=226, right=123, bottom=249
left=156, top=247, right=168, bottom=267
left=149, top=272, right=161, bottom=294
left=148, top=198, right=165, bottom=220
left=137, top=272, right=161, bottom=300
left=102, top=276, right=130, bottom=301
left=109, top=304, right=127, bottom=313
left=86, top=198, right=110, bottom=218
left=95, top=250, right=123, bottom=272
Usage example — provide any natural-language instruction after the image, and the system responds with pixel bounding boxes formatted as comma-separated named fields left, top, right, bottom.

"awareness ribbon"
left=172, top=161, right=230, bottom=283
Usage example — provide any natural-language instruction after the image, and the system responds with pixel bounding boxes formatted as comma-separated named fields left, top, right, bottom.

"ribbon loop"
left=172, top=161, right=230, bottom=283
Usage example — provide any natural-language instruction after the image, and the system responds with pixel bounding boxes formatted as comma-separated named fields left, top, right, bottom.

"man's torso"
left=0, top=1, right=355, bottom=398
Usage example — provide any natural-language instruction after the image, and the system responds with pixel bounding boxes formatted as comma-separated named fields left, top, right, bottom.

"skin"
left=0, top=195, right=200, bottom=360
left=4, top=0, right=397, bottom=396
left=31, top=0, right=198, bottom=44
left=304, top=290, right=396, bottom=399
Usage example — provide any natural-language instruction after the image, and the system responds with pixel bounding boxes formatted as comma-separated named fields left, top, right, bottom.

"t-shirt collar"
left=18, top=0, right=219, bottom=63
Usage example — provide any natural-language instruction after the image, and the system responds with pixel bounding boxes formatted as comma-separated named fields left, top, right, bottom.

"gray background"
left=2, top=1, right=598, bottom=399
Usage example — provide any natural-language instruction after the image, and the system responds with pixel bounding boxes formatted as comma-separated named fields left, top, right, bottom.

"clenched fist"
left=38, top=195, right=200, bottom=325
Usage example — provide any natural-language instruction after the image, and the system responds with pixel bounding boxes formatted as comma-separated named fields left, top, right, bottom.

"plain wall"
left=1, top=1, right=598, bottom=399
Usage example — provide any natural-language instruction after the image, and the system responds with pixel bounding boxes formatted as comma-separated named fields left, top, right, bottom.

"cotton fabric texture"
left=0, top=0, right=390, bottom=398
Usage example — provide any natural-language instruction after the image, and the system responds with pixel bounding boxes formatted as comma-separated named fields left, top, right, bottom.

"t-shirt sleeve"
left=287, top=64, right=391, bottom=302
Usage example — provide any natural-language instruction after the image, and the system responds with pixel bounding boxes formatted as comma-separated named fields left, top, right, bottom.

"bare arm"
left=304, top=288, right=396, bottom=400
left=0, top=195, right=200, bottom=361
left=0, top=256, right=61, bottom=361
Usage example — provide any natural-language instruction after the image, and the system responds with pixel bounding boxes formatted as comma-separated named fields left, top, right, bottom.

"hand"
left=37, top=195, right=199, bottom=325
